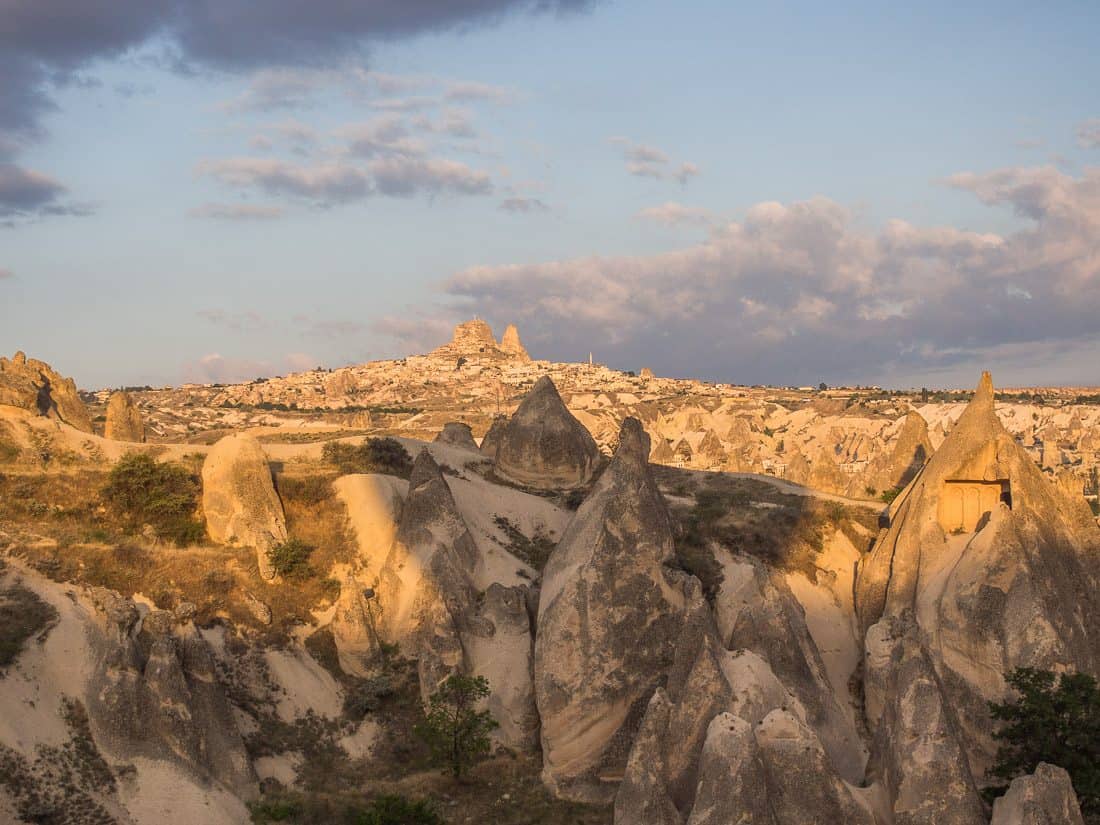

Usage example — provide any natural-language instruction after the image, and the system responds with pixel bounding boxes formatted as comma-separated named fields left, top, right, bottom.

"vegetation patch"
left=492, top=516, right=556, bottom=571
left=267, top=539, right=316, bottom=579
left=987, top=667, right=1100, bottom=822
left=100, top=452, right=204, bottom=546
left=321, top=439, right=413, bottom=479
left=0, top=583, right=59, bottom=668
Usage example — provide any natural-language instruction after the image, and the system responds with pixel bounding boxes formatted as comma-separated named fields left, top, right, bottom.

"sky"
left=1, top=0, right=1098, bottom=390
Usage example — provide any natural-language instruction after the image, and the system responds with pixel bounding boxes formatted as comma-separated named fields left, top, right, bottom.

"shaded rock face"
left=479, top=415, right=508, bottom=459
left=991, top=763, right=1085, bottom=825
left=201, top=434, right=287, bottom=580
left=685, top=713, right=773, bottom=825
left=862, top=409, right=933, bottom=495
left=754, top=710, right=876, bottom=825
left=714, top=555, right=865, bottom=784
left=87, top=589, right=254, bottom=794
left=534, top=417, right=687, bottom=802
left=495, top=375, right=600, bottom=491
left=464, top=582, right=539, bottom=749
left=103, top=390, right=145, bottom=442
left=500, top=324, right=531, bottom=361
left=434, top=421, right=478, bottom=451
left=864, top=613, right=986, bottom=825
left=0, top=352, right=93, bottom=433
left=613, top=690, right=682, bottom=825
left=855, top=372, right=1100, bottom=785
left=374, top=449, right=480, bottom=700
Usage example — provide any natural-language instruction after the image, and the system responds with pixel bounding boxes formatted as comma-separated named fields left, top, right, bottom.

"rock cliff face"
left=855, top=372, right=1100, bottom=807
left=374, top=449, right=480, bottom=700
left=201, top=434, right=288, bottom=580
left=495, top=375, right=601, bottom=491
left=0, top=351, right=93, bottom=433
left=860, top=409, right=933, bottom=495
left=479, top=415, right=508, bottom=459
left=104, top=390, right=145, bottom=442
left=86, top=589, right=255, bottom=795
left=429, top=319, right=532, bottom=363
left=534, top=417, right=687, bottom=802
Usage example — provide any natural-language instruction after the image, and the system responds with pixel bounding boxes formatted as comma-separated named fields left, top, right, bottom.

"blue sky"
left=1, top=0, right=1098, bottom=389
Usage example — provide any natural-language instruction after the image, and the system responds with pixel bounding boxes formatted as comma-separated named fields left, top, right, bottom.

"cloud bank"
left=377, top=165, right=1100, bottom=386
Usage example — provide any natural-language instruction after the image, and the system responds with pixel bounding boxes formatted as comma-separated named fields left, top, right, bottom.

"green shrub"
left=353, top=794, right=442, bottom=825
left=414, top=674, right=498, bottom=778
left=267, top=538, right=314, bottom=579
left=321, top=438, right=413, bottom=478
left=880, top=487, right=902, bottom=504
left=100, top=453, right=204, bottom=546
left=987, top=667, right=1100, bottom=819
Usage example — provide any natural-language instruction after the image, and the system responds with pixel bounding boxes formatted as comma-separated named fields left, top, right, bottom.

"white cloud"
left=609, top=138, right=700, bottom=183
left=188, top=202, right=284, bottom=220
left=378, top=166, right=1100, bottom=386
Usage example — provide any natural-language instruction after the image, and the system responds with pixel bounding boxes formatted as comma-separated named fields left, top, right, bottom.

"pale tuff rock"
left=500, top=323, right=531, bottom=361
left=639, top=367, right=655, bottom=380
left=479, top=415, right=508, bottom=459
left=864, top=613, right=986, bottom=825
left=201, top=434, right=288, bottom=581
left=714, top=555, right=865, bottom=784
left=860, top=409, right=933, bottom=495
left=495, top=375, right=601, bottom=491
left=754, top=710, right=875, bottom=825
left=434, top=421, right=478, bottom=451
left=104, top=390, right=146, bottom=442
left=649, top=437, right=675, bottom=464
left=991, top=763, right=1085, bottom=825
left=855, top=372, right=1100, bottom=780
left=87, top=590, right=255, bottom=794
left=429, top=319, right=532, bottom=363
left=613, top=689, right=682, bottom=825
left=463, top=582, right=539, bottom=749
left=534, top=417, right=687, bottom=802
left=685, top=713, right=774, bottom=825
left=375, top=449, right=480, bottom=701
left=0, top=351, right=93, bottom=433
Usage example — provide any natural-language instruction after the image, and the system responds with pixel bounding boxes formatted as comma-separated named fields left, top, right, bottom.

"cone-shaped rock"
left=0, top=351, right=93, bottom=432
left=434, top=421, right=478, bottom=451
left=863, top=409, right=933, bottom=494
left=613, top=689, right=681, bottom=825
left=479, top=415, right=508, bottom=459
left=494, top=375, right=600, bottom=490
left=375, top=448, right=479, bottom=700
left=201, top=434, right=287, bottom=580
left=685, top=713, right=774, bottom=825
left=104, top=390, right=146, bottom=442
left=855, top=371, right=1100, bottom=793
left=500, top=323, right=531, bottom=361
left=534, top=417, right=687, bottom=802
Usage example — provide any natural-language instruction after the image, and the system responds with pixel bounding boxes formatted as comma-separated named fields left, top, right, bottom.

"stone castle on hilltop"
left=430, top=319, right=531, bottom=363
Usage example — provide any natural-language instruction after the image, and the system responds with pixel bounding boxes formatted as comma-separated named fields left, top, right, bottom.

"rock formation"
left=87, top=588, right=255, bottom=794
left=104, top=390, right=146, bottom=442
left=463, top=582, right=539, bottom=749
left=534, top=417, right=687, bottom=801
left=500, top=324, right=531, bottom=361
left=479, top=415, right=508, bottom=459
left=429, top=319, right=532, bottom=363
left=684, top=713, right=772, bottom=825
left=859, top=409, right=933, bottom=496
left=494, top=375, right=600, bottom=490
left=856, top=372, right=1100, bottom=803
left=434, top=421, right=478, bottom=451
left=0, top=351, right=93, bottom=432
left=201, top=434, right=288, bottom=580
left=374, top=449, right=480, bottom=700
left=990, top=763, right=1085, bottom=825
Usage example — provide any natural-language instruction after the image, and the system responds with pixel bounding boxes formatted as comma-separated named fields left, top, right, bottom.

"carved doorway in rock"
left=938, top=479, right=1010, bottom=533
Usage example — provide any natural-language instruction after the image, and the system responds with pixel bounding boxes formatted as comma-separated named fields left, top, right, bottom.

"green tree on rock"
left=988, top=667, right=1100, bottom=819
left=414, top=674, right=498, bottom=779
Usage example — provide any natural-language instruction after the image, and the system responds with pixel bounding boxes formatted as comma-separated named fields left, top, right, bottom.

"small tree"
left=101, top=453, right=204, bottom=546
left=266, top=538, right=314, bottom=579
left=414, top=674, right=498, bottom=779
left=988, top=667, right=1100, bottom=819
